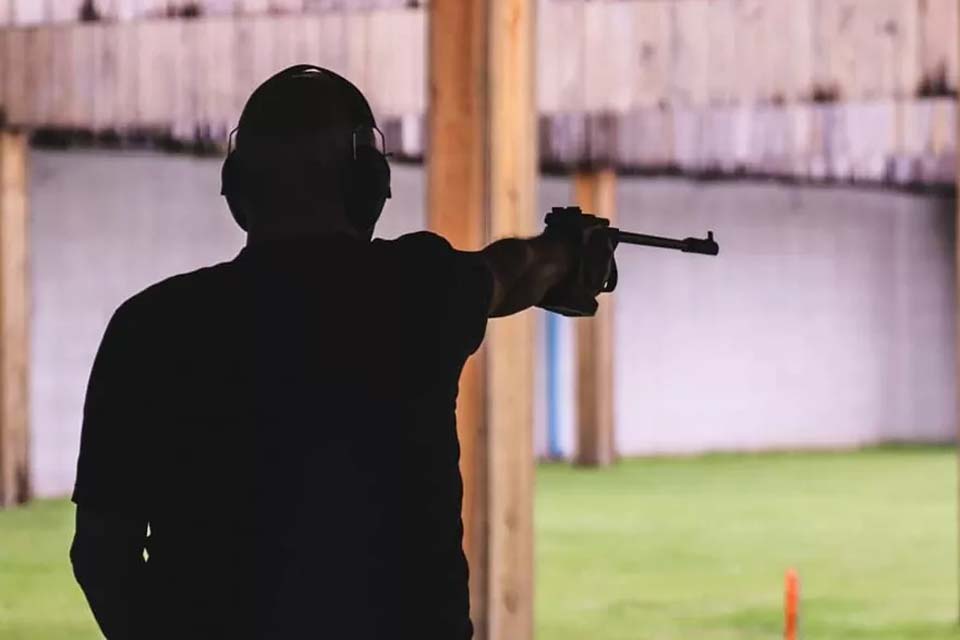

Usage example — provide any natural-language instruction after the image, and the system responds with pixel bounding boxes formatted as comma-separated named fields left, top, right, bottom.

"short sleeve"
left=395, top=231, right=494, bottom=364
left=72, top=299, right=155, bottom=518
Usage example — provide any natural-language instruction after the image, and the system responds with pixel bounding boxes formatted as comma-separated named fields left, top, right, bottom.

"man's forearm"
left=480, top=234, right=574, bottom=318
left=71, top=507, right=148, bottom=639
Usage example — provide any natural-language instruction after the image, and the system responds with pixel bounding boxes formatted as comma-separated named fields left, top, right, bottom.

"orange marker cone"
left=784, top=568, right=800, bottom=640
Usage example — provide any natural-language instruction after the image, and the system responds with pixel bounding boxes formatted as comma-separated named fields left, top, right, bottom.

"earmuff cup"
left=344, top=145, right=392, bottom=232
left=220, top=152, right=249, bottom=231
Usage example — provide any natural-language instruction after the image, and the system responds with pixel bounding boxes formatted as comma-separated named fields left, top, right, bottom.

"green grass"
left=1, top=448, right=958, bottom=639
left=0, top=498, right=97, bottom=639
left=536, top=447, right=960, bottom=640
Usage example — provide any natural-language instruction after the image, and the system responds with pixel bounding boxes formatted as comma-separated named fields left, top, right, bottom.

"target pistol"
left=544, top=205, right=719, bottom=295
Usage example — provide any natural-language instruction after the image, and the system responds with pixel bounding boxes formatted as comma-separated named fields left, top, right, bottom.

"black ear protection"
left=220, top=64, right=392, bottom=233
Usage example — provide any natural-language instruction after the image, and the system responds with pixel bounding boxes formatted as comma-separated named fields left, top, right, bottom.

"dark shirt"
left=72, top=231, right=493, bottom=639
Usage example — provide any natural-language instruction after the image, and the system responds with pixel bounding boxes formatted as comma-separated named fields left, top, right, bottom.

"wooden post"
left=487, top=0, right=536, bottom=637
left=427, top=1, right=537, bottom=639
left=573, top=169, right=617, bottom=467
left=427, top=0, right=490, bottom=636
left=955, top=7, right=960, bottom=621
left=0, top=130, right=29, bottom=508
left=953, top=8, right=960, bottom=624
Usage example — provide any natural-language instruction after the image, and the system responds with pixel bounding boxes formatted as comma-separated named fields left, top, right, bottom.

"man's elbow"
left=70, top=531, right=98, bottom=591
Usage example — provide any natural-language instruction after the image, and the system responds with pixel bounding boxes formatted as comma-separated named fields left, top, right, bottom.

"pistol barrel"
left=613, top=229, right=719, bottom=256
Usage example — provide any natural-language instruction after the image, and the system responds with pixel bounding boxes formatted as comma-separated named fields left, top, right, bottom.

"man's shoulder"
left=376, top=231, right=453, bottom=257
left=112, top=260, right=237, bottom=324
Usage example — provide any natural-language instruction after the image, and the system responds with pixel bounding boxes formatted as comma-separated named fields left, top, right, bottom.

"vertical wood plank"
left=427, top=0, right=490, bottom=634
left=12, top=0, right=45, bottom=25
left=231, top=15, right=281, bottom=124
left=115, top=21, right=140, bottom=131
left=49, top=0, right=82, bottom=23
left=733, top=0, right=768, bottom=104
left=204, top=0, right=239, bottom=17
left=812, top=0, right=913, bottom=101
left=487, top=0, right=536, bottom=638
left=0, top=130, right=29, bottom=508
left=771, top=0, right=815, bottom=103
left=583, top=0, right=633, bottom=113
left=955, top=1, right=960, bottom=619
left=250, top=15, right=277, bottom=99
left=206, top=18, right=238, bottom=140
left=270, top=14, right=305, bottom=72
left=25, top=26, right=54, bottom=128
left=49, top=25, right=75, bottom=128
left=314, top=11, right=346, bottom=75
left=137, top=20, right=181, bottom=132
left=706, top=0, right=737, bottom=106
left=70, top=24, right=97, bottom=129
left=0, top=29, right=6, bottom=117
left=894, top=0, right=921, bottom=99
left=177, top=19, right=202, bottom=140
left=538, top=0, right=584, bottom=113
left=632, top=0, right=671, bottom=108
left=670, top=0, right=710, bottom=106
left=921, top=0, right=959, bottom=94
left=3, top=29, right=27, bottom=127
left=269, top=0, right=304, bottom=13
left=367, top=9, right=423, bottom=117
left=572, top=169, right=616, bottom=467
left=343, top=11, right=370, bottom=99
left=92, top=23, right=120, bottom=133
left=232, top=17, right=258, bottom=120
left=238, top=0, right=269, bottom=15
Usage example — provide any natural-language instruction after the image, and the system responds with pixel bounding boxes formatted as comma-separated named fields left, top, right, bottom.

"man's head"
left=221, top=65, right=391, bottom=239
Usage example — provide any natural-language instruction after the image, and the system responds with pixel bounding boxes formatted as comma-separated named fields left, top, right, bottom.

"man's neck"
left=246, top=218, right=369, bottom=248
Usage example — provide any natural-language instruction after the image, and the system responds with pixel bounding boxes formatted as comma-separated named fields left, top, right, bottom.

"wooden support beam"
left=487, top=0, right=536, bottom=637
left=427, top=1, right=536, bottom=638
left=427, top=0, right=490, bottom=635
left=0, top=130, right=29, bottom=508
left=573, top=169, right=617, bottom=467
left=955, top=4, right=960, bottom=619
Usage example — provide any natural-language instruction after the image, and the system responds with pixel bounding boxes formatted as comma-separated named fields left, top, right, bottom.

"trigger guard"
left=602, top=257, right=618, bottom=293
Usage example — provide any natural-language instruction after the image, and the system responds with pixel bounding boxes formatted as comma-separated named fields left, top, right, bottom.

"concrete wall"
left=29, top=149, right=956, bottom=496
left=612, top=180, right=956, bottom=454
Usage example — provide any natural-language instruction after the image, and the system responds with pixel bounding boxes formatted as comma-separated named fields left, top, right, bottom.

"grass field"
left=1, top=448, right=958, bottom=639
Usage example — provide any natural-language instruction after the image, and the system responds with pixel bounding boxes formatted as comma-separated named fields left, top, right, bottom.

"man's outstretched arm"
left=477, top=234, right=573, bottom=318
left=477, top=230, right=612, bottom=318
left=70, top=506, right=148, bottom=640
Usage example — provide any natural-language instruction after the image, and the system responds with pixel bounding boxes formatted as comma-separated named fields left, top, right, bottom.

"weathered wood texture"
left=486, top=0, right=536, bottom=634
left=427, top=0, right=536, bottom=637
left=0, top=11, right=426, bottom=149
left=0, top=0, right=415, bottom=24
left=426, top=0, right=489, bottom=635
left=0, top=0, right=956, bottom=184
left=955, top=0, right=960, bottom=619
left=0, top=130, right=29, bottom=508
left=573, top=169, right=616, bottom=468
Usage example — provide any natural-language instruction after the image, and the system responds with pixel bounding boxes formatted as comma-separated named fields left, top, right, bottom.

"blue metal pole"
left=545, top=311, right=562, bottom=459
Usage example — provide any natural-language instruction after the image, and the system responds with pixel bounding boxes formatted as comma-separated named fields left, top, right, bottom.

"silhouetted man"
left=71, top=65, right=613, bottom=639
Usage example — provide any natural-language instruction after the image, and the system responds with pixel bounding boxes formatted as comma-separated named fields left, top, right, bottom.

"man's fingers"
left=581, top=230, right=615, bottom=293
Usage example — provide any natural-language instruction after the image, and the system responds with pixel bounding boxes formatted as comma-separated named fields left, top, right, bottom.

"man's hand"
left=538, top=223, right=616, bottom=316
left=476, top=226, right=614, bottom=318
